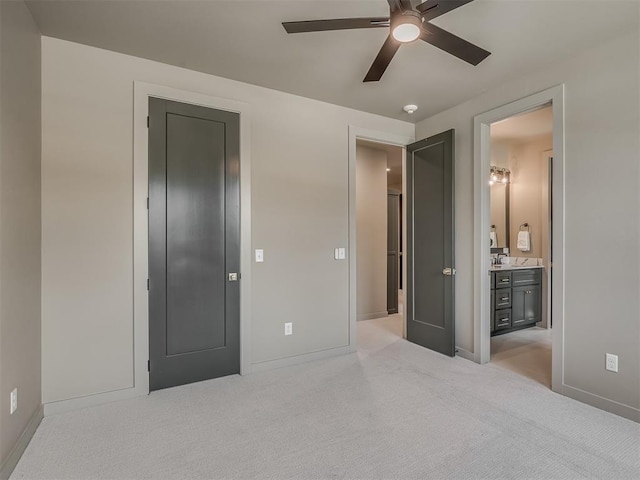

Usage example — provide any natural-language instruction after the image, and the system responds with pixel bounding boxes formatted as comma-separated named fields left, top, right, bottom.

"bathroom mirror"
left=490, top=182, right=510, bottom=248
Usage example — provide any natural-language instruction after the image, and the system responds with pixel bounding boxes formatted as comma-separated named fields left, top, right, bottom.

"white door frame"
left=473, top=85, right=565, bottom=393
left=134, top=82, right=253, bottom=395
left=348, top=127, right=415, bottom=344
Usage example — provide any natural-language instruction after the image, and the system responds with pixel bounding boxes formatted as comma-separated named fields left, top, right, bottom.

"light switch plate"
left=334, top=248, right=340, bottom=260
left=255, top=249, right=264, bottom=263
left=284, top=322, right=293, bottom=336
left=338, top=248, right=346, bottom=260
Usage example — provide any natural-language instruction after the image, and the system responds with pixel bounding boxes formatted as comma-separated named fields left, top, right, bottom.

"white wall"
left=416, top=29, right=639, bottom=418
left=356, top=145, right=388, bottom=321
left=41, top=37, right=413, bottom=404
left=0, top=0, right=42, bottom=472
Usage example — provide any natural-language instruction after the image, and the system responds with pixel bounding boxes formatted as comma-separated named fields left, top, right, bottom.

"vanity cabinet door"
left=512, top=285, right=541, bottom=326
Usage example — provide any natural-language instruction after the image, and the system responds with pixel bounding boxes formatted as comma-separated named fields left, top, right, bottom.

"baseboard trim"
left=357, top=311, right=389, bottom=321
left=455, top=347, right=478, bottom=363
left=44, top=385, right=147, bottom=416
left=251, top=345, right=355, bottom=373
left=560, top=384, right=640, bottom=423
left=0, top=404, right=44, bottom=480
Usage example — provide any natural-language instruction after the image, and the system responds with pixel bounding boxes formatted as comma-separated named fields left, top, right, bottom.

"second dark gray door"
left=406, top=130, right=455, bottom=356
left=148, top=98, right=240, bottom=391
left=387, top=192, right=400, bottom=314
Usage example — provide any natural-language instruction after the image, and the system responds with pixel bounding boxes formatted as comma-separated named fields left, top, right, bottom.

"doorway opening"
left=474, top=85, right=565, bottom=394
left=354, top=139, right=406, bottom=353
left=488, top=105, right=553, bottom=387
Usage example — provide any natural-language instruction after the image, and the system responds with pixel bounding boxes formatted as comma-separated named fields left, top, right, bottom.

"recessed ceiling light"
left=403, top=104, right=418, bottom=114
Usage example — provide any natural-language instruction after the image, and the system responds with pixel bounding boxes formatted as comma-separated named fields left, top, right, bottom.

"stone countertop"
left=489, top=264, right=544, bottom=271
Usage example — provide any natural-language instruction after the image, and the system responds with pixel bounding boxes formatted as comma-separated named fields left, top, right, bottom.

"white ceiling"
left=25, top=0, right=639, bottom=122
left=491, top=105, right=553, bottom=141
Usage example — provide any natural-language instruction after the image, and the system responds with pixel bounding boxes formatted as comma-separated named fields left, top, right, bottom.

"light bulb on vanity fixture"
left=490, top=165, right=510, bottom=185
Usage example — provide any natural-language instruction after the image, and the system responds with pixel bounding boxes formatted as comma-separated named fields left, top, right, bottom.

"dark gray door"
left=148, top=97, right=240, bottom=391
left=406, top=130, right=455, bottom=356
left=387, top=192, right=400, bottom=314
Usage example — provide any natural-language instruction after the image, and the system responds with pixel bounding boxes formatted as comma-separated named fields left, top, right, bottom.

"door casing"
left=473, top=85, right=565, bottom=394
left=134, top=82, right=252, bottom=397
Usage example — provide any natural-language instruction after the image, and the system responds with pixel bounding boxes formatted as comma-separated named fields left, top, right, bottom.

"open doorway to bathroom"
left=355, top=139, right=405, bottom=354
left=488, top=105, right=553, bottom=387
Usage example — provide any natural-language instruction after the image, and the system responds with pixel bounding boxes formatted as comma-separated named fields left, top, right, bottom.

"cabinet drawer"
left=494, top=309, right=512, bottom=330
left=512, top=269, right=541, bottom=286
left=494, top=271, right=512, bottom=288
left=494, top=288, right=511, bottom=309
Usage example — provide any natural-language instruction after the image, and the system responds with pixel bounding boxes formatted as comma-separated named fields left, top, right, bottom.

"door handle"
left=442, top=268, right=456, bottom=276
left=228, top=273, right=238, bottom=281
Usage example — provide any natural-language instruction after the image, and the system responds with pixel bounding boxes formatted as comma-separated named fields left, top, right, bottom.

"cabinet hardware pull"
left=500, top=297, right=508, bottom=300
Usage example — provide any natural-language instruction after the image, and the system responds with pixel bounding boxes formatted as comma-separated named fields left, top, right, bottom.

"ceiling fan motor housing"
left=391, top=9, right=424, bottom=42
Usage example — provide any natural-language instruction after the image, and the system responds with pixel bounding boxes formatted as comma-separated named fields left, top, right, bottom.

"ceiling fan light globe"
left=392, top=23, right=421, bottom=43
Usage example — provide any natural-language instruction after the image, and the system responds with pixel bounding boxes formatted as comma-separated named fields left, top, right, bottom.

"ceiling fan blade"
left=283, top=17, right=389, bottom=34
left=416, top=0, right=475, bottom=21
left=364, top=35, right=401, bottom=82
left=387, top=0, right=413, bottom=13
left=420, top=24, right=490, bottom=65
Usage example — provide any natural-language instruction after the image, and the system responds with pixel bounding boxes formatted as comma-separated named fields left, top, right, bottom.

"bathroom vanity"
left=490, top=266, right=543, bottom=336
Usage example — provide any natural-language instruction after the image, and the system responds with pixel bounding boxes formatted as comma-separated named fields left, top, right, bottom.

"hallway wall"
left=356, top=144, right=388, bottom=321
left=0, top=0, right=42, bottom=475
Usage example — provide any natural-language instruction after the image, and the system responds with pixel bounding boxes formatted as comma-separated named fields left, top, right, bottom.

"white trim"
left=43, top=387, right=143, bottom=416
left=134, top=82, right=253, bottom=385
left=250, top=346, right=354, bottom=374
left=561, top=385, right=640, bottom=423
left=357, top=311, right=389, bottom=322
left=0, top=405, right=43, bottom=480
left=348, top=126, right=415, bottom=347
left=473, top=85, right=565, bottom=394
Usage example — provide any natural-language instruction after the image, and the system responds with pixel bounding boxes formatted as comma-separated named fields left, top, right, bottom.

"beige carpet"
left=11, top=317, right=640, bottom=479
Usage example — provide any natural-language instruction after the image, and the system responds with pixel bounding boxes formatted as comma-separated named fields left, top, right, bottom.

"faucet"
left=496, top=253, right=508, bottom=265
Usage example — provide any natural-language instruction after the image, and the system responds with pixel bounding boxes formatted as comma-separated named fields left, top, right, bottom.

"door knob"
left=442, top=268, right=456, bottom=276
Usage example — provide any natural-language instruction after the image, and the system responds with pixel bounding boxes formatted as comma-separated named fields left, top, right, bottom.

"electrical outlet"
left=284, top=322, right=293, bottom=336
left=605, top=353, right=618, bottom=372
left=10, top=388, right=17, bottom=415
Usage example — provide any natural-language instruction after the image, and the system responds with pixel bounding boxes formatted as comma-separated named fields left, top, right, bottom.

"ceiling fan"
left=282, top=0, right=490, bottom=82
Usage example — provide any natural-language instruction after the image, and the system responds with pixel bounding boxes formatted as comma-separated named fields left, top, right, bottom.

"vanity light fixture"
left=489, top=166, right=510, bottom=185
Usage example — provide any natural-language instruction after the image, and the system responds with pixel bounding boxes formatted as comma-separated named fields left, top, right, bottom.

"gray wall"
left=40, top=37, right=413, bottom=404
left=356, top=144, right=388, bottom=321
left=0, top=0, right=42, bottom=471
left=416, top=28, right=639, bottom=418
